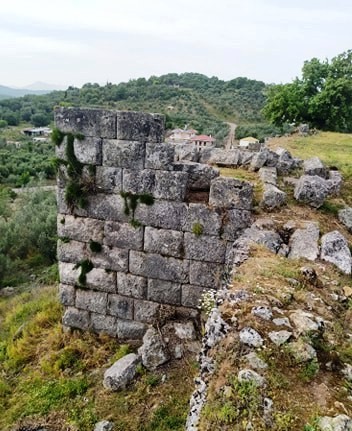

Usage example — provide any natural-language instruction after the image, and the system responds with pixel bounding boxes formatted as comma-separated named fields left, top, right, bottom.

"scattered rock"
left=294, top=175, right=329, bottom=208
left=327, top=170, right=343, bottom=196
left=304, top=157, right=329, bottom=179
left=321, top=231, right=352, bottom=275
left=239, top=327, right=264, bottom=348
left=290, top=310, right=322, bottom=335
left=338, top=208, right=352, bottom=233
left=288, top=222, right=320, bottom=261
left=94, top=420, right=114, bottom=431
left=238, top=369, right=265, bottom=387
left=138, top=328, right=170, bottom=370
left=268, top=330, right=292, bottom=346
left=174, top=321, right=197, bottom=340
left=0, top=286, right=15, bottom=297
left=342, top=363, right=352, bottom=381
left=261, top=184, right=287, bottom=210
left=289, top=339, right=317, bottom=363
left=242, top=225, right=284, bottom=254
left=251, top=305, right=273, bottom=321
left=272, top=317, right=291, bottom=328
left=318, top=414, right=352, bottom=431
left=259, top=167, right=277, bottom=185
left=300, top=266, right=319, bottom=286
left=103, top=353, right=141, bottom=391
left=244, top=352, right=268, bottom=370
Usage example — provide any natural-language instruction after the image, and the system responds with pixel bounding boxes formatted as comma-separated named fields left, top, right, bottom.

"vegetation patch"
left=120, top=191, right=155, bottom=227
left=74, top=259, right=94, bottom=286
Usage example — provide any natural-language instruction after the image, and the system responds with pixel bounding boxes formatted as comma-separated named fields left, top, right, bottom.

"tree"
left=31, top=112, right=49, bottom=127
left=263, top=50, right=352, bottom=132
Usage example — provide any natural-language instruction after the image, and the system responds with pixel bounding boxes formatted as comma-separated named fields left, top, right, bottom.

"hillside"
left=0, top=73, right=267, bottom=141
left=0, top=85, right=52, bottom=99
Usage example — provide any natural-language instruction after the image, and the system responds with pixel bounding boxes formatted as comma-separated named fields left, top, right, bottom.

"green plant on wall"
left=52, top=128, right=94, bottom=210
left=120, top=191, right=155, bottom=227
left=74, top=259, right=94, bottom=286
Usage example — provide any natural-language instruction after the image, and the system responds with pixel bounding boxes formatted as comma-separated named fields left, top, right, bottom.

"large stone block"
left=104, top=221, right=143, bottom=250
left=130, top=251, right=189, bottom=283
left=85, top=267, right=117, bottom=293
left=134, top=299, right=160, bottom=323
left=116, top=111, right=164, bottom=143
left=103, top=353, right=141, bottom=391
left=57, top=239, right=85, bottom=263
left=76, top=289, right=107, bottom=314
left=54, top=107, right=117, bottom=138
left=62, top=306, right=90, bottom=330
left=107, top=294, right=134, bottom=319
left=321, top=230, right=352, bottom=274
left=153, top=171, right=188, bottom=201
left=135, top=200, right=187, bottom=231
left=173, top=162, right=219, bottom=191
left=59, top=283, right=76, bottom=306
left=294, top=175, right=329, bottom=208
left=288, top=222, right=320, bottom=261
left=221, top=209, right=253, bottom=241
left=182, top=203, right=222, bottom=236
left=57, top=214, right=104, bottom=243
left=74, top=137, right=102, bottom=165
left=91, top=313, right=117, bottom=336
left=184, top=233, right=226, bottom=263
left=145, top=142, right=175, bottom=170
left=85, top=194, right=128, bottom=222
left=303, top=157, right=329, bottom=179
left=90, top=245, right=128, bottom=272
left=122, top=169, right=155, bottom=194
left=95, top=167, right=122, bottom=193
left=117, top=273, right=147, bottom=299
left=181, top=284, right=207, bottom=308
left=144, top=226, right=184, bottom=258
left=117, top=319, right=147, bottom=339
left=209, top=177, right=253, bottom=210
left=102, top=140, right=145, bottom=170
left=57, top=187, right=70, bottom=215
left=189, top=261, right=224, bottom=288
left=147, top=279, right=181, bottom=305
left=59, top=262, right=81, bottom=285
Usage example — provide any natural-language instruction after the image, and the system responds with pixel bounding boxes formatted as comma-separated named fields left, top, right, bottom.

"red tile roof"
left=190, top=134, right=215, bottom=142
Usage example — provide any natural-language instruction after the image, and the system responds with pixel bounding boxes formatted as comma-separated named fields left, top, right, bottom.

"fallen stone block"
left=103, top=353, right=141, bottom=390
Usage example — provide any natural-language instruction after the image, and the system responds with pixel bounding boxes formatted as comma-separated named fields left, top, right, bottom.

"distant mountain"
left=23, top=81, right=66, bottom=91
left=0, top=84, right=59, bottom=99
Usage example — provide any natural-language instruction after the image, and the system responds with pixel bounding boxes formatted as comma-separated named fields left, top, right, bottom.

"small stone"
left=103, top=353, right=141, bottom=391
left=343, top=286, right=352, bottom=297
left=290, top=310, right=322, bottom=335
left=272, top=317, right=291, bottom=328
left=94, top=420, right=114, bottom=431
left=239, top=327, right=264, bottom=348
left=244, top=352, right=268, bottom=370
left=289, top=339, right=317, bottom=363
left=268, top=330, right=292, bottom=346
left=138, top=328, right=170, bottom=370
left=238, top=369, right=265, bottom=387
left=251, top=305, right=273, bottom=321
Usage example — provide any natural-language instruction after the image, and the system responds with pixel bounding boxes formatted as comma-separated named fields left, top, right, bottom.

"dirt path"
left=225, top=122, right=237, bottom=149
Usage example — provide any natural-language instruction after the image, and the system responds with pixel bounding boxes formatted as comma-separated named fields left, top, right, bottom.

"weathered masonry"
left=55, top=107, right=253, bottom=339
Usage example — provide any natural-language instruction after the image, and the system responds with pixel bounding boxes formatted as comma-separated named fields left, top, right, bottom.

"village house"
left=191, top=134, right=215, bottom=150
left=238, top=136, right=261, bottom=151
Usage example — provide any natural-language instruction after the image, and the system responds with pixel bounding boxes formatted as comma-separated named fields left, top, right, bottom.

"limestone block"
left=275, top=147, right=299, bottom=175
left=85, top=194, right=128, bottom=222
left=147, top=279, right=181, bottom=305
left=138, top=327, right=170, bottom=370
left=209, top=177, right=253, bottom=210
left=259, top=167, right=277, bottom=185
left=338, top=207, right=352, bottom=232
left=116, top=111, right=164, bottom=143
left=135, top=200, right=187, bottom=231
left=173, top=162, right=219, bottom=191
left=261, top=184, right=287, bottom=210
left=91, top=313, right=117, bottom=336
left=145, top=142, right=175, bottom=170
left=103, top=353, right=141, bottom=390
left=62, top=306, right=90, bottom=330
left=76, top=289, right=107, bottom=314
left=59, top=262, right=81, bottom=286
left=303, top=156, right=329, bottom=178
left=104, top=221, right=143, bottom=250
left=107, top=294, right=134, bottom=320
left=59, top=283, right=76, bottom=306
left=182, top=203, right=222, bottom=236
left=134, top=299, right=160, bottom=323
left=174, top=143, right=200, bottom=162
left=288, top=222, right=320, bottom=261
left=294, top=175, right=329, bottom=208
left=181, top=284, right=207, bottom=308
left=90, top=245, right=128, bottom=272
left=327, top=170, right=343, bottom=196
left=57, top=239, right=85, bottom=263
left=56, top=187, right=70, bottom=215
left=189, top=261, right=224, bottom=288
left=84, top=267, right=116, bottom=293
left=221, top=209, right=253, bottom=241
left=184, top=233, right=226, bottom=263
left=130, top=251, right=189, bottom=283
left=117, top=273, right=147, bottom=299
left=122, top=169, right=155, bottom=194
left=95, top=167, right=122, bottom=193
left=102, top=140, right=145, bottom=170
left=57, top=214, right=104, bottom=243
left=54, top=107, right=117, bottom=138
left=73, top=137, right=102, bottom=165
left=117, top=319, right=147, bottom=339
left=321, top=230, right=352, bottom=274
left=153, top=171, right=188, bottom=201
left=250, top=148, right=279, bottom=171
left=144, top=226, right=184, bottom=258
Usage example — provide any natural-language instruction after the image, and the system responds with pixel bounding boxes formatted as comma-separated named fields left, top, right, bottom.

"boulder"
left=275, top=147, right=301, bottom=174
left=103, top=353, right=141, bottom=391
left=173, top=162, right=219, bottom=190
left=174, top=143, right=200, bottom=162
left=288, top=222, right=320, bottom=261
left=303, top=157, right=329, bottom=179
left=239, top=327, right=264, bottom=348
left=320, top=231, right=352, bottom=274
left=138, top=327, right=170, bottom=370
left=294, top=175, right=329, bottom=208
left=242, top=225, right=284, bottom=254
left=259, top=167, right=277, bottom=185
left=268, top=330, right=292, bottom=346
left=289, top=310, right=323, bottom=335
left=327, top=170, right=343, bottom=196
left=338, top=207, right=352, bottom=233
left=250, top=148, right=279, bottom=171
left=261, top=184, right=286, bottom=210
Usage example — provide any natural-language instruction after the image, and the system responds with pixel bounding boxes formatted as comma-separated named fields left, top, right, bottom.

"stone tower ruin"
left=55, top=107, right=253, bottom=339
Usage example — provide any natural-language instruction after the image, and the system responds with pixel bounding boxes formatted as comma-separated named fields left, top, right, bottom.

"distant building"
left=23, top=127, right=51, bottom=137
left=191, top=134, right=215, bottom=150
left=167, top=128, right=197, bottom=143
left=238, top=136, right=261, bottom=151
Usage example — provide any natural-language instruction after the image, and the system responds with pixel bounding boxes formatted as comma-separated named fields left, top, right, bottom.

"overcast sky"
left=1, top=0, right=351, bottom=88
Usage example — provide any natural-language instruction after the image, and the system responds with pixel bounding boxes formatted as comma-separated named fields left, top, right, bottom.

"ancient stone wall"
left=55, top=107, right=253, bottom=339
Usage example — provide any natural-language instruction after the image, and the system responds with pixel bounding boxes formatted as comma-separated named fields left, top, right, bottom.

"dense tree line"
left=263, top=50, right=352, bottom=132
